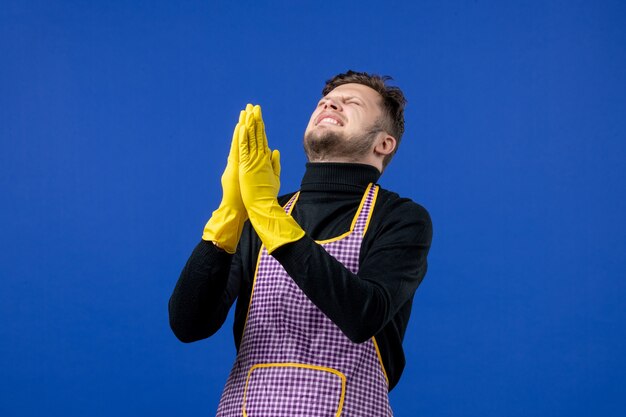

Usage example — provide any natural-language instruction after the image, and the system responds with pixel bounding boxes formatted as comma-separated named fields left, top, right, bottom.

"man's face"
left=303, top=83, right=386, bottom=163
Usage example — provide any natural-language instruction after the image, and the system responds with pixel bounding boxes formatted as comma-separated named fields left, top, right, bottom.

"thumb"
left=227, top=113, right=244, bottom=163
left=270, top=149, right=281, bottom=177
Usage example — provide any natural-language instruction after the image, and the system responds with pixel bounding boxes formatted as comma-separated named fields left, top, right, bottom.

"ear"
left=373, top=133, right=397, bottom=157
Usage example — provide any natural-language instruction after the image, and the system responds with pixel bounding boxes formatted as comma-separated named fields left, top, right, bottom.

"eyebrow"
left=343, top=95, right=365, bottom=104
left=320, top=93, right=367, bottom=106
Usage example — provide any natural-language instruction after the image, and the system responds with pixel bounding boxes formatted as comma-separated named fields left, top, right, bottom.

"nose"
left=323, top=97, right=341, bottom=111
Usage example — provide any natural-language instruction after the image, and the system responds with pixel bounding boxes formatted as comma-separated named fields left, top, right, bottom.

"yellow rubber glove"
left=202, top=105, right=251, bottom=253
left=238, top=104, right=305, bottom=254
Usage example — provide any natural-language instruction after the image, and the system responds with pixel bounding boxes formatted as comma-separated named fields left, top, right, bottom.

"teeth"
left=320, top=117, right=340, bottom=125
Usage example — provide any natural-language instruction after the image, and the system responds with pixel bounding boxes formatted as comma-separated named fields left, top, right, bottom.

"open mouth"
left=316, top=113, right=343, bottom=126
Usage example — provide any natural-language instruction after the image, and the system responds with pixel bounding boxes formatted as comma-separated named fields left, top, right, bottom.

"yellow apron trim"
left=361, top=184, right=379, bottom=237
left=285, top=192, right=300, bottom=215
left=277, top=184, right=378, bottom=244
left=240, top=249, right=264, bottom=340
left=315, top=229, right=352, bottom=244
left=349, top=183, right=373, bottom=232
left=372, top=336, right=390, bottom=387
left=316, top=183, right=377, bottom=244
left=242, top=363, right=347, bottom=417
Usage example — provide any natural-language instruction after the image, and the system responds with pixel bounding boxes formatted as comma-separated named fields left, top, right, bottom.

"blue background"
left=1, top=1, right=625, bottom=416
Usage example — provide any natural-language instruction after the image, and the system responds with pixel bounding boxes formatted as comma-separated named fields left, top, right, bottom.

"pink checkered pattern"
left=216, top=184, right=392, bottom=416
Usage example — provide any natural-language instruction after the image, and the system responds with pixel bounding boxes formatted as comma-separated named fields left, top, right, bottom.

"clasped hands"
left=203, top=104, right=304, bottom=254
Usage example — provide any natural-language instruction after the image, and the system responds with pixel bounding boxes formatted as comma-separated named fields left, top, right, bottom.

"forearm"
left=272, top=236, right=414, bottom=343
left=168, top=240, right=237, bottom=342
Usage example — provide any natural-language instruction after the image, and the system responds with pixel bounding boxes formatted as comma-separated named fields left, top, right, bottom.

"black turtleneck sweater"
left=169, top=163, right=432, bottom=391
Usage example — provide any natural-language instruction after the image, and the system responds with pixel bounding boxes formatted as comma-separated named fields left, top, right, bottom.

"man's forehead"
left=325, top=83, right=382, bottom=102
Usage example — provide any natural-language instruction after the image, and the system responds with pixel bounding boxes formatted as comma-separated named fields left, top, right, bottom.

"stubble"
left=303, top=123, right=383, bottom=163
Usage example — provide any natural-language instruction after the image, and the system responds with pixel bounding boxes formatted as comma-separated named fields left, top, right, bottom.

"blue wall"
left=1, top=1, right=625, bottom=416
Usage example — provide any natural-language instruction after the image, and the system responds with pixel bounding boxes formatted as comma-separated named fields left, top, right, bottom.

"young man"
left=169, top=70, right=433, bottom=416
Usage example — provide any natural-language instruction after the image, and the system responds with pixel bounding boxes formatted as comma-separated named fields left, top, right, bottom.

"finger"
left=253, top=103, right=261, bottom=118
left=229, top=110, right=246, bottom=163
left=244, top=103, right=254, bottom=141
left=245, top=103, right=254, bottom=128
left=271, top=149, right=281, bottom=177
left=245, top=110, right=257, bottom=156
left=253, top=105, right=267, bottom=156
left=238, top=123, right=249, bottom=163
left=228, top=121, right=239, bottom=163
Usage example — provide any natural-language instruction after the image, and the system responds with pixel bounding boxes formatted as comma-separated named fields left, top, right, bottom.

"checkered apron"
left=216, top=183, right=392, bottom=417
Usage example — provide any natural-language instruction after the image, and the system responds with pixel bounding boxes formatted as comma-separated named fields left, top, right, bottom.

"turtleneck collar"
left=300, top=162, right=381, bottom=193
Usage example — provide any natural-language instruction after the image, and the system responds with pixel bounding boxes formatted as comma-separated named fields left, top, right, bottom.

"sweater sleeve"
left=271, top=200, right=432, bottom=344
left=168, top=239, right=243, bottom=343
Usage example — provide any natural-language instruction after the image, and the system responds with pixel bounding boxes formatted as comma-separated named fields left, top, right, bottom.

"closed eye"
left=344, top=96, right=363, bottom=106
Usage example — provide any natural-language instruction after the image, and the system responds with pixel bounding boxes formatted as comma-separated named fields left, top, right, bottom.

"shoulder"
left=367, top=186, right=433, bottom=248
left=374, top=187, right=432, bottom=227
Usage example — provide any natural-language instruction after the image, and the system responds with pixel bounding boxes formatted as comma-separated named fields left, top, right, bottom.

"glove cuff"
left=247, top=204, right=305, bottom=254
left=202, top=205, right=247, bottom=254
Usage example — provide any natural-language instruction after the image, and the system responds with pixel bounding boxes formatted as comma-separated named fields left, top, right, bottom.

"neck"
left=300, top=162, right=381, bottom=193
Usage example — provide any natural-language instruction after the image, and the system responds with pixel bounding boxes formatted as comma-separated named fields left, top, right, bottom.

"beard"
left=303, top=125, right=382, bottom=163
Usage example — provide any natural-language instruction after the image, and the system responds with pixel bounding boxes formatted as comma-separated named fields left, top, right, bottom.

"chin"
left=304, top=128, right=354, bottom=163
